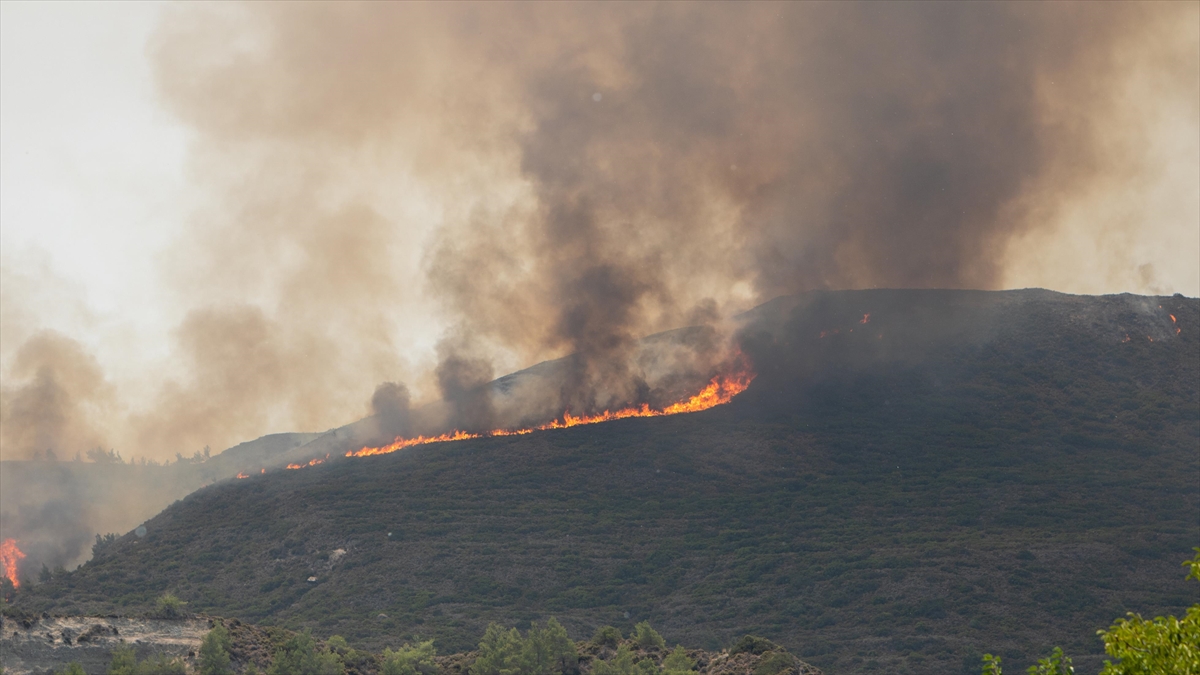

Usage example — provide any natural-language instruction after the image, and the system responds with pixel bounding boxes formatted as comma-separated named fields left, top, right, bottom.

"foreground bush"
left=382, top=639, right=437, bottom=675
left=267, top=630, right=344, bottom=675
left=471, top=618, right=578, bottom=675
left=984, top=550, right=1200, bottom=675
left=106, top=644, right=187, bottom=675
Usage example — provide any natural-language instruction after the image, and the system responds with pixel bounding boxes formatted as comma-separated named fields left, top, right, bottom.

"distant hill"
left=12, top=289, right=1199, bottom=675
left=0, top=432, right=320, bottom=570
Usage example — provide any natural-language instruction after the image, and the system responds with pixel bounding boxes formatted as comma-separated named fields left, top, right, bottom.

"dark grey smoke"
left=434, top=339, right=496, bottom=432
left=421, top=2, right=1175, bottom=416
left=5, top=1, right=1194, bottom=452
left=369, top=381, right=412, bottom=440
left=1, top=463, right=98, bottom=576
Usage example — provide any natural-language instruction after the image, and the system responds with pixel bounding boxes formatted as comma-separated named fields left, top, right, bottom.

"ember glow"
left=1, top=539, right=26, bottom=588
left=236, top=472, right=250, bottom=479
left=347, top=367, right=756, bottom=459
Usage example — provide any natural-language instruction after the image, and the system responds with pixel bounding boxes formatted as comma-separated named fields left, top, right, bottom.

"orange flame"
left=286, top=456, right=328, bottom=470
left=860, top=313, right=870, bottom=324
left=236, top=472, right=250, bottom=479
left=347, top=367, right=755, bottom=459
left=1, top=538, right=26, bottom=588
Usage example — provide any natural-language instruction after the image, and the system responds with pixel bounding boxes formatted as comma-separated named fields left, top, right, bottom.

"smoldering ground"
left=2, top=2, right=1196, bottom=456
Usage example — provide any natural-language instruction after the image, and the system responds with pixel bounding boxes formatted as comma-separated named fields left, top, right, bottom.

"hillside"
left=0, top=432, right=320, bottom=571
left=10, top=289, right=1199, bottom=675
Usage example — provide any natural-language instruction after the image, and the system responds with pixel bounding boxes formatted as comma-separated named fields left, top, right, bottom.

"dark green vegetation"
left=982, top=550, right=1200, bottom=675
left=43, top=619, right=812, bottom=675
left=13, top=290, right=1199, bottom=675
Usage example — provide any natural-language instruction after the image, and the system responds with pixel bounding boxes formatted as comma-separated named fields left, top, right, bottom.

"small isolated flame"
left=261, top=468, right=266, bottom=474
left=236, top=472, right=250, bottom=479
left=860, top=313, right=871, bottom=324
left=347, top=366, right=756, bottom=459
left=286, top=455, right=328, bottom=470
left=1, top=538, right=26, bottom=588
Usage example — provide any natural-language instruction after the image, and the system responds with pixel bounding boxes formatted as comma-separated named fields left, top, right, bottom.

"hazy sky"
left=1, top=1, right=1197, bottom=461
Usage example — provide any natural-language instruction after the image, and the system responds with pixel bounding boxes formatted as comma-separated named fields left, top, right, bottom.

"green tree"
left=753, top=653, right=798, bottom=675
left=591, top=645, right=659, bottom=675
left=469, top=619, right=577, bottom=675
left=133, top=655, right=186, bottom=674
left=108, top=644, right=139, bottom=675
left=470, top=624, right=524, bottom=675
left=592, top=626, right=622, bottom=649
left=93, top=533, right=120, bottom=557
left=522, top=618, right=577, bottom=675
left=268, top=630, right=344, bottom=675
left=1097, top=549, right=1200, bottom=675
left=632, top=622, right=666, bottom=650
left=199, top=623, right=234, bottom=675
left=661, top=646, right=696, bottom=675
left=58, top=664, right=86, bottom=675
left=381, top=639, right=437, bottom=675
left=983, top=550, right=1200, bottom=675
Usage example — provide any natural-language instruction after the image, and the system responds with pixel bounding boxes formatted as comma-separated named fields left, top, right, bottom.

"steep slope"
left=13, top=290, right=1199, bottom=675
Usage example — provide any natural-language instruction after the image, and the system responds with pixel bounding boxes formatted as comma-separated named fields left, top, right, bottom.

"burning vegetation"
left=347, top=366, right=755, bottom=459
left=2, top=538, right=25, bottom=589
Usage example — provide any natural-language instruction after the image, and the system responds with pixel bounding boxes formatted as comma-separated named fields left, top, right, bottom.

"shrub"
left=152, top=593, right=188, bottom=619
left=382, top=639, right=437, bottom=675
left=108, top=645, right=138, bottom=675
left=632, top=622, right=666, bottom=650
left=107, top=646, right=187, bottom=675
left=729, top=636, right=781, bottom=656
left=753, top=652, right=796, bottom=675
left=133, top=655, right=186, bottom=675
left=590, top=645, right=659, bottom=675
left=199, top=623, right=233, bottom=675
left=982, top=550, right=1200, bottom=675
left=268, top=630, right=345, bottom=675
left=592, top=626, right=623, bottom=649
left=661, top=646, right=696, bottom=675
left=58, top=664, right=86, bottom=675
left=1097, top=551, right=1200, bottom=675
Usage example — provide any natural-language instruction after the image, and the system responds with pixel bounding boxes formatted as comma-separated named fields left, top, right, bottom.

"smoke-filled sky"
left=2, top=1, right=1197, bottom=462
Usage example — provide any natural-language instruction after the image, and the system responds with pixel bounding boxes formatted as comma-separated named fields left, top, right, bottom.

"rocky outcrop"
left=0, top=615, right=209, bottom=675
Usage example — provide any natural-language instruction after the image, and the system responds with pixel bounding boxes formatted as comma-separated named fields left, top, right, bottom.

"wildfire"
left=1, top=538, right=26, bottom=588
left=286, top=455, right=329, bottom=470
left=236, top=472, right=250, bottom=479
left=347, top=367, right=756, bottom=459
left=860, top=313, right=870, bottom=324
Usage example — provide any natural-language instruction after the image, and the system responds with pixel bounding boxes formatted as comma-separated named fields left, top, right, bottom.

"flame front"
left=1, top=538, right=26, bottom=588
left=347, top=367, right=755, bottom=459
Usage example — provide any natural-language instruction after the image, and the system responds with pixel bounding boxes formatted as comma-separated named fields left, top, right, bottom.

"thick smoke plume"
left=2, top=1, right=1196, bottom=460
